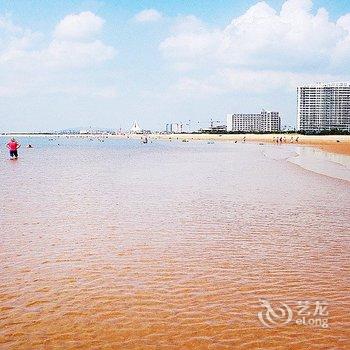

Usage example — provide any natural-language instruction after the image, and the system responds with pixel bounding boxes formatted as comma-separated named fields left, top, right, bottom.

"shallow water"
left=0, top=137, right=349, bottom=349
left=288, top=146, right=350, bottom=182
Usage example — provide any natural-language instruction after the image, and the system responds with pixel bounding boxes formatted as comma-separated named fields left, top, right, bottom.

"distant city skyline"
left=1, top=0, right=350, bottom=132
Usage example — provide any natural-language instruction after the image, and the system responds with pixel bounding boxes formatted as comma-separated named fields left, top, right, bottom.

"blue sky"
left=1, top=0, right=350, bottom=132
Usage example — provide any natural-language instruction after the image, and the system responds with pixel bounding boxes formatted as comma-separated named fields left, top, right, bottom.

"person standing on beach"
left=7, top=138, right=21, bottom=159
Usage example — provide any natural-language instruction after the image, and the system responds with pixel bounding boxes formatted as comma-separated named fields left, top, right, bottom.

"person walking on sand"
left=7, top=138, right=21, bottom=159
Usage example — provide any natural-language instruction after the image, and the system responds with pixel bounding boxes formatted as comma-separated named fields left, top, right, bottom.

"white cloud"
left=134, top=9, right=163, bottom=23
left=0, top=11, right=115, bottom=70
left=219, top=69, right=349, bottom=93
left=157, top=0, right=350, bottom=112
left=337, top=13, right=350, bottom=32
left=0, top=84, right=21, bottom=97
left=160, top=0, right=350, bottom=72
left=0, top=12, right=116, bottom=97
left=170, top=77, right=222, bottom=97
left=160, top=16, right=221, bottom=60
left=332, top=13, right=350, bottom=67
left=167, top=69, right=343, bottom=100
left=54, top=11, right=104, bottom=40
left=49, top=84, right=118, bottom=98
left=0, top=14, right=23, bottom=33
left=37, top=39, right=115, bottom=69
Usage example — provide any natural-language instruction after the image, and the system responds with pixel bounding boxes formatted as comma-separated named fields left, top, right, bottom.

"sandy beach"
left=148, top=133, right=350, bottom=156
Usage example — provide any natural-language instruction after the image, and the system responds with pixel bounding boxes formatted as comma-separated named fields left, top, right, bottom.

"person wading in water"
left=7, top=138, right=21, bottom=159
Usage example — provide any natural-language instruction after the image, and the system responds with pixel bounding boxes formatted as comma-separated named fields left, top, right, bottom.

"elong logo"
left=257, top=299, right=329, bottom=329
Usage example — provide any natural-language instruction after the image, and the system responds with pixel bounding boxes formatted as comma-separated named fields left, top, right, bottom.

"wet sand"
left=314, top=143, right=350, bottom=156
left=148, top=133, right=350, bottom=156
left=0, top=139, right=349, bottom=349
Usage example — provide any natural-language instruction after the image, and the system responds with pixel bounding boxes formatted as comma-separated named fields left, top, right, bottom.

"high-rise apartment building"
left=226, top=110, right=280, bottom=132
left=297, top=82, right=350, bottom=132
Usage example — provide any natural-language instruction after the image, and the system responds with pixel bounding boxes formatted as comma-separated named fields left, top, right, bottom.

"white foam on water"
left=288, top=146, right=350, bottom=182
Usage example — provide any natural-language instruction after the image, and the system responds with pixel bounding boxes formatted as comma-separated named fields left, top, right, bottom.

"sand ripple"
left=0, top=140, right=349, bottom=349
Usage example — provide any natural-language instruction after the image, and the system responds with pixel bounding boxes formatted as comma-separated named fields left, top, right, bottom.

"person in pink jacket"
left=6, top=138, right=21, bottom=159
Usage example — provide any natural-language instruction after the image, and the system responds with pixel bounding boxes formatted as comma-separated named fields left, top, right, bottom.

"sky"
left=1, top=0, right=350, bottom=132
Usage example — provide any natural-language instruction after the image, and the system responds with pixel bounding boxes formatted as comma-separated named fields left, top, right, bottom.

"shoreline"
left=148, top=133, right=350, bottom=156
left=1, top=133, right=350, bottom=156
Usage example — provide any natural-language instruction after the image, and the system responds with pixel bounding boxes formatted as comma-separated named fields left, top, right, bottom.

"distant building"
left=200, top=125, right=226, bottom=133
left=165, top=122, right=183, bottom=133
left=130, top=121, right=142, bottom=134
left=210, top=125, right=227, bottom=132
left=226, top=110, right=280, bottom=132
left=165, top=124, right=172, bottom=133
left=297, top=82, right=350, bottom=132
left=172, top=123, right=183, bottom=133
